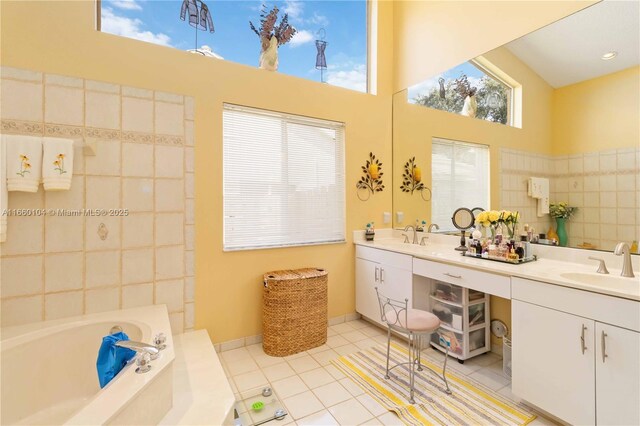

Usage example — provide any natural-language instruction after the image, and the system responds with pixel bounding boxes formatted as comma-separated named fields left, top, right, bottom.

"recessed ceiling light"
left=601, top=51, right=618, bottom=60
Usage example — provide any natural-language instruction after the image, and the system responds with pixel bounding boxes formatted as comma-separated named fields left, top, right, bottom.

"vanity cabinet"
left=512, top=300, right=596, bottom=425
left=355, top=246, right=412, bottom=327
left=595, top=322, right=640, bottom=426
left=512, top=277, right=640, bottom=426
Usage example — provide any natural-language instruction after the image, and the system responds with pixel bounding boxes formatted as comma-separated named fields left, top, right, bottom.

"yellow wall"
left=392, top=46, right=555, bottom=228
left=551, top=66, right=640, bottom=155
left=392, top=46, right=557, bottom=343
left=0, top=0, right=590, bottom=343
left=392, top=0, right=595, bottom=91
left=0, top=0, right=393, bottom=342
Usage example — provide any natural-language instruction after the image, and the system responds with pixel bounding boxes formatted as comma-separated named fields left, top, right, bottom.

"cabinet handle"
left=580, top=324, right=587, bottom=354
left=380, top=268, right=385, bottom=284
left=601, top=331, right=608, bottom=363
left=444, top=272, right=462, bottom=279
left=374, top=266, right=379, bottom=283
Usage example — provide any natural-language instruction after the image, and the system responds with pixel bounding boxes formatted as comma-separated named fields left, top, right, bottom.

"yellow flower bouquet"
left=475, top=209, right=520, bottom=239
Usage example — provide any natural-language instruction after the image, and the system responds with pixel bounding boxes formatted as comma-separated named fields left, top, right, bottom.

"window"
left=223, top=104, right=345, bottom=250
left=431, top=138, right=489, bottom=231
left=408, top=60, right=514, bottom=126
left=99, top=0, right=368, bottom=92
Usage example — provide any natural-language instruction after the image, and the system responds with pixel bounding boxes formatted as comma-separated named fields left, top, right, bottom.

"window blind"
left=223, top=104, right=346, bottom=251
left=431, top=138, right=490, bottom=231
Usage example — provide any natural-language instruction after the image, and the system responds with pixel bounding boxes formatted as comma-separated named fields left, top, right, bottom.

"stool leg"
left=408, top=332, right=416, bottom=404
left=384, top=326, right=391, bottom=380
left=417, top=334, right=423, bottom=371
left=442, top=342, right=452, bottom=395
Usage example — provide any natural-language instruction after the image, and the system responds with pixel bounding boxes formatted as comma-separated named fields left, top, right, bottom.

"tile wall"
left=0, top=66, right=195, bottom=332
left=500, top=147, right=640, bottom=251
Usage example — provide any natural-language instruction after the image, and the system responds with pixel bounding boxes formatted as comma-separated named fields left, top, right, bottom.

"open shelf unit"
left=427, top=280, right=491, bottom=362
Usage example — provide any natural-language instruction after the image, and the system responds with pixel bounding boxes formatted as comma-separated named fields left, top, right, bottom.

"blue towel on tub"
left=96, top=332, right=136, bottom=388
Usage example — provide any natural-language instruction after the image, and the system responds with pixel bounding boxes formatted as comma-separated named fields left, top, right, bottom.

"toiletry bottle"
left=631, top=240, right=638, bottom=254
left=515, top=243, right=524, bottom=259
left=508, top=248, right=519, bottom=261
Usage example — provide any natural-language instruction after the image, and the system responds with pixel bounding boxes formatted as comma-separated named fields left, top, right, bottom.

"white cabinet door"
left=596, top=323, right=640, bottom=426
left=512, top=300, right=596, bottom=425
left=379, top=263, right=413, bottom=308
left=355, top=258, right=381, bottom=325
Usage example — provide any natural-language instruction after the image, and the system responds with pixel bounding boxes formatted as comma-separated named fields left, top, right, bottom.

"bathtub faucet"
left=115, top=340, right=160, bottom=360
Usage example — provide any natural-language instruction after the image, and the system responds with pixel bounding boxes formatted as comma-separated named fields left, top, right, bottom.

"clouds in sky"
left=326, top=62, right=367, bottom=93
left=101, top=7, right=172, bottom=47
left=289, top=30, right=314, bottom=47
left=109, top=0, right=142, bottom=11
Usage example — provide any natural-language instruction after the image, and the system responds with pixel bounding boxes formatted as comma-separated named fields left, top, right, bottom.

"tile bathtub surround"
left=500, top=147, right=640, bottom=251
left=0, top=67, right=195, bottom=332
left=225, top=319, right=557, bottom=426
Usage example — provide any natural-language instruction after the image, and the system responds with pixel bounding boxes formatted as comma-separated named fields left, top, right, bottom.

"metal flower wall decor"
left=356, top=152, right=384, bottom=201
left=400, top=157, right=431, bottom=201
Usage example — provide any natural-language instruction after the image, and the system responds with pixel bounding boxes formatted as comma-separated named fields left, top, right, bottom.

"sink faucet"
left=115, top=340, right=161, bottom=360
left=428, top=223, right=439, bottom=233
left=403, top=225, right=418, bottom=244
left=614, top=242, right=635, bottom=278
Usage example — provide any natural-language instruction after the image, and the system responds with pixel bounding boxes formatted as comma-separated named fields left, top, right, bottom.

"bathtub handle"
left=136, top=353, right=152, bottom=374
left=154, top=333, right=167, bottom=350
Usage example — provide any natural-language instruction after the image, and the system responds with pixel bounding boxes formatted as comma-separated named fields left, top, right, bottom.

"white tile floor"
left=222, top=319, right=558, bottom=426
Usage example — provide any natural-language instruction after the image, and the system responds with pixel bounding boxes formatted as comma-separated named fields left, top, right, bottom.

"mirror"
left=452, top=207, right=475, bottom=251
left=392, top=1, right=640, bottom=253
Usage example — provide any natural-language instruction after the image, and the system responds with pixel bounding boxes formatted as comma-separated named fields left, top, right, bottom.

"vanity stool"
left=375, top=287, right=452, bottom=404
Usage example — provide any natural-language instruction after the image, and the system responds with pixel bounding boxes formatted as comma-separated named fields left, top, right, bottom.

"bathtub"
left=1, top=305, right=175, bottom=425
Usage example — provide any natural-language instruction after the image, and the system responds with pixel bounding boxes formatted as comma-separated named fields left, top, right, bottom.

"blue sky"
left=101, top=0, right=368, bottom=91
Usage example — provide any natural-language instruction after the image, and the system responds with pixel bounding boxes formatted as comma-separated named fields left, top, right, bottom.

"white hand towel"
left=42, top=137, right=74, bottom=191
left=533, top=177, right=549, bottom=217
left=1, top=137, right=8, bottom=242
left=5, top=134, right=42, bottom=192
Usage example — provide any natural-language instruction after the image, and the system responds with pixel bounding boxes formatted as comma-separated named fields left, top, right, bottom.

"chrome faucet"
left=588, top=256, right=609, bottom=274
left=403, top=225, right=418, bottom=244
left=428, top=223, right=440, bottom=233
left=115, top=340, right=161, bottom=360
left=614, top=242, right=635, bottom=278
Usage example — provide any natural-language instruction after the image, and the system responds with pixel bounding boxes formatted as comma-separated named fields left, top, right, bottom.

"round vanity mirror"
left=471, top=207, right=485, bottom=218
left=452, top=207, right=475, bottom=230
left=451, top=207, right=475, bottom=252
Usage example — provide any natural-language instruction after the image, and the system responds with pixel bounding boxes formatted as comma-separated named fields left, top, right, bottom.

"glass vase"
left=556, top=217, right=568, bottom=247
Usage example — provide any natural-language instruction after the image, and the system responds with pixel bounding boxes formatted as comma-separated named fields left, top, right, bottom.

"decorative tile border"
left=1, top=119, right=43, bottom=135
left=85, top=127, right=120, bottom=140
left=1, top=119, right=186, bottom=146
left=122, top=131, right=154, bottom=144
left=502, top=168, right=640, bottom=177
left=155, top=134, right=184, bottom=146
left=44, top=123, right=84, bottom=138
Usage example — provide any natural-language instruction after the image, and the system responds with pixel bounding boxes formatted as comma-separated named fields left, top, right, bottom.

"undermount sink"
left=560, top=272, right=638, bottom=288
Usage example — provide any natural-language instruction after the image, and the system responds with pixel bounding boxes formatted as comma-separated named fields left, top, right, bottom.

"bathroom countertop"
left=355, top=238, right=640, bottom=302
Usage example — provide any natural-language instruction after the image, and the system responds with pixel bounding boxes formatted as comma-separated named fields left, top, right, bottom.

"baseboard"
left=215, top=312, right=361, bottom=352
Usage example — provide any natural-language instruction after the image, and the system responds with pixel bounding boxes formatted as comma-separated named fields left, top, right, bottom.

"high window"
left=408, top=61, right=514, bottom=126
left=223, top=104, right=345, bottom=250
left=99, top=0, right=368, bottom=92
left=431, top=138, right=490, bottom=231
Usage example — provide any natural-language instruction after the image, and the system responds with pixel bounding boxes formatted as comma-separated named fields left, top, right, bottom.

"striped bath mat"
left=332, top=342, right=537, bottom=426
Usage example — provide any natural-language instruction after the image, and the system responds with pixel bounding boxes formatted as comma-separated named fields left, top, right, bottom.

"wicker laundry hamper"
left=263, top=268, right=328, bottom=356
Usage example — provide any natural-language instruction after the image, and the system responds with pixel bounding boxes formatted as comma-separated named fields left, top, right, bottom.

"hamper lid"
left=264, top=267, right=327, bottom=281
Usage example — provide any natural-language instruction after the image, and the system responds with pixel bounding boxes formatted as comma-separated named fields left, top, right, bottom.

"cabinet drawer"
left=512, top=277, right=640, bottom=332
left=355, top=245, right=412, bottom=271
left=413, top=258, right=511, bottom=299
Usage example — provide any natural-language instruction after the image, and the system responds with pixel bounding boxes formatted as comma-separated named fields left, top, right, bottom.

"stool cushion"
left=398, top=309, right=441, bottom=332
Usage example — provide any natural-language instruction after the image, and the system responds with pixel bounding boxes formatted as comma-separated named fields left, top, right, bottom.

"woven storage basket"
left=263, top=268, right=328, bottom=356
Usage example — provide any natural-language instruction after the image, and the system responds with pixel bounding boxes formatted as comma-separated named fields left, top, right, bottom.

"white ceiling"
left=505, top=0, right=640, bottom=88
